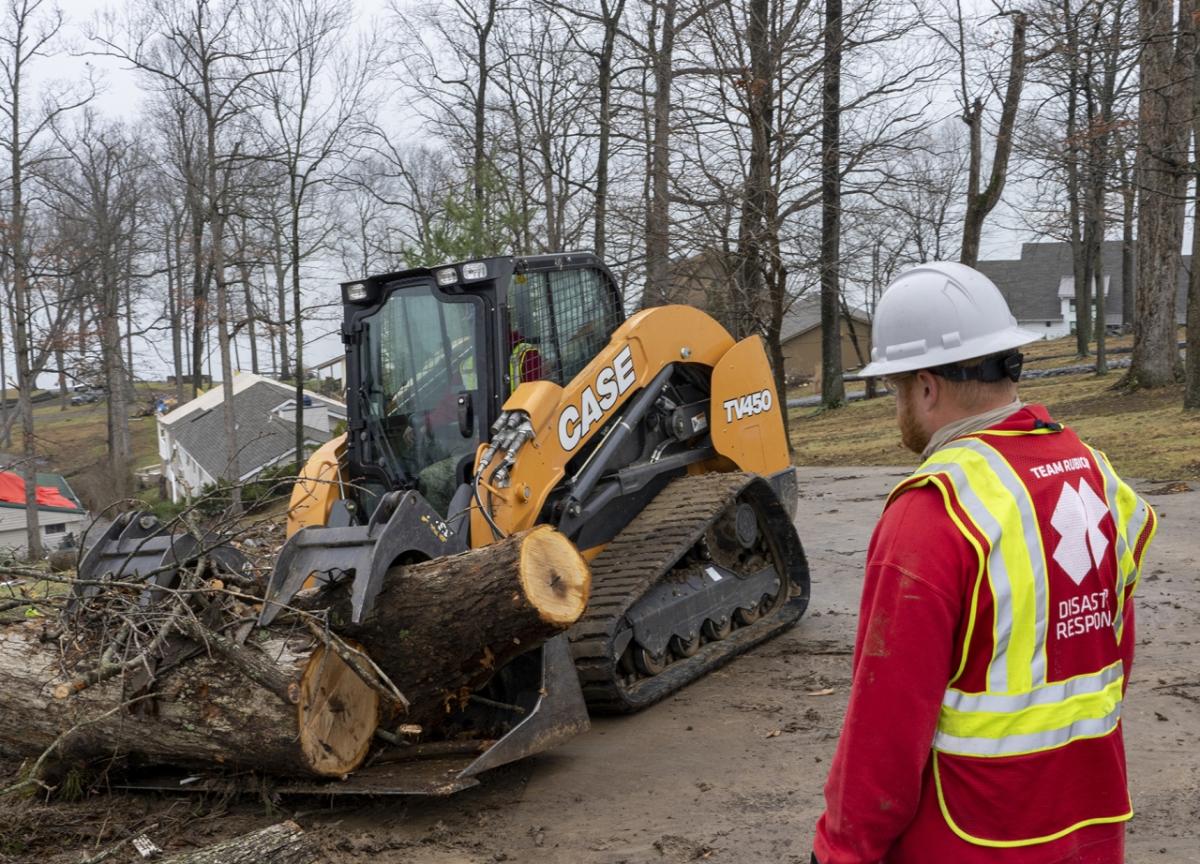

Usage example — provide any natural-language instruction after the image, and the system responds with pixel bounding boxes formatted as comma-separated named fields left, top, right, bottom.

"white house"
left=976, top=240, right=1187, bottom=339
left=158, top=372, right=347, bottom=504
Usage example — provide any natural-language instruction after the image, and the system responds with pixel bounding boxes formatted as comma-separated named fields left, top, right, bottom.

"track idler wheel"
left=634, top=645, right=670, bottom=676
left=734, top=603, right=762, bottom=626
left=702, top=615, right=733, bottom=640
left=670, top=633, right=702, bottom=658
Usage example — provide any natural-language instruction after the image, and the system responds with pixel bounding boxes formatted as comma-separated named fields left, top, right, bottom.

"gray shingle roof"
left=780, top=295, right=870, bottom=342
left=977, top=240, right=1187, bottom=324
left=171, top=381, right=346, bottom=482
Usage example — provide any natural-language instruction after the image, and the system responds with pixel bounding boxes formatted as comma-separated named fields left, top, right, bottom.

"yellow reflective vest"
left=889, top=419, right=1156, bottom=847
left=509, top=341, right=537, bottom=393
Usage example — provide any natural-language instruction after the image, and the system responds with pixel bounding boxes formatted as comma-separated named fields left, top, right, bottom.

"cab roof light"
left=461, top=261, right=487, bottom=281
left=344, top=281, right=368, bottom=302
left=435, top=267, right=458, bottom=286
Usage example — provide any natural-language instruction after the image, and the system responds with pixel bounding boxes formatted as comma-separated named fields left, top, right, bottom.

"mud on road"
left=9, top=467, right=1200, bottom=863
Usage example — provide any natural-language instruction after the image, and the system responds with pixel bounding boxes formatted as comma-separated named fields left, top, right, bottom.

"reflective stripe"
left=934, top=703, right=1122, bottom=757
left=509, top=342, right=535, bottom=392
left=943, top=438, right=1049, bottom=687
left=917, top=458, right=1017, bottom=692
left=920, top=442, right=1046, bottom=693
left=1087, top=447, right=1153, bottom=641
left=943, top=661, right=1123, bottom=713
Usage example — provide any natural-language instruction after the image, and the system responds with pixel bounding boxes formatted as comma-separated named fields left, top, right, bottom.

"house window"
left=44, top=523, right=66, bottom=535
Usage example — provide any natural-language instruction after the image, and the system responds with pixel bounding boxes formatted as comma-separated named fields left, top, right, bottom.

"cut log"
left=159, top=820, right=319, bottom=864
left=331, top=525, right=590, bottom=729
left=0, top=621, right=379, bottom=779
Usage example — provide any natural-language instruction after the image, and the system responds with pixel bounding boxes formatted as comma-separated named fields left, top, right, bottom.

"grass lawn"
left=788, top=335, right=1200, bottom=482
left=28, top=389, right=162, bottom=477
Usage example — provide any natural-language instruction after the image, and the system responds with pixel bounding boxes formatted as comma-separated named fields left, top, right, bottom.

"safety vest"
left=509, top=341, right=537, bottom=393
left=889, top=420, right=1156, bottom=847
left=460, top=354, right=477, bottom=390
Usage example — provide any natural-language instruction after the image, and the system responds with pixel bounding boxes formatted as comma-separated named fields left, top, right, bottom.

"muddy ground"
left=5, top=466, right=1199, bottom=863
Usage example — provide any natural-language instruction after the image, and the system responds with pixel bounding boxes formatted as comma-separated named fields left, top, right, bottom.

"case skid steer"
left=83, top=253, right=810, bottom=795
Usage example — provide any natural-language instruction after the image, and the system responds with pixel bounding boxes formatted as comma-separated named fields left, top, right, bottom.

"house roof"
left=977, top=240, right=1187, bottom=323
left=166, top=378, right=346, bottom=482
left=780, top=295, right=870, bottom=343
left=0, top=471, right=85, bottom=514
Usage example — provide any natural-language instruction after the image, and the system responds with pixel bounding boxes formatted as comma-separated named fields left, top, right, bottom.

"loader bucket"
left=278, top=632, right=591, bottom=795
left=116, top=633, right=590, bottom=797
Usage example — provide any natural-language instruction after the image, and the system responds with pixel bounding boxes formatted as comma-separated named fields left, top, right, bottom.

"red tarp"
left=0, top=471, right=78, bottom=510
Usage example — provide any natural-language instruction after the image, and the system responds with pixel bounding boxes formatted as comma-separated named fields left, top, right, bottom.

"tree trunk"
left=1121, top=154, right=1135, bottom=331
left=0, top=622, right=379, bottom=779
left=160, top=821, right=319, bottom=864
left=238, top=218, right=259, bottom=376
left=290, top=177, right=305, bottom=466
left=331, top=525, right=590, bottom=731
left=1186, top=40, right=1200, bottom=408
left=55, top=345, right=67, bottom=411
left=9, top=55, right=42, bottom=560
left=1064, top=20, right=1090, bottom=358
left=273, top=223, right=290, bottom=380
left=0, top=307, right=8, bottom=449
left=593, top=0, right=625, bottom=259
left=190, top=198, right=208, bottom=398
left=1131, top=0, right=1193, bottom=388
left=101, top=269, right=133, bottom=499
left=1094, top=237, right=1108, bottom=375
left=820, top=0, right=845, bottom=408
left=167, top=222, right=185, bottom=403
left=644, top=0, right=676, bottom=305
left=959, top=13, right=1027, bottom=267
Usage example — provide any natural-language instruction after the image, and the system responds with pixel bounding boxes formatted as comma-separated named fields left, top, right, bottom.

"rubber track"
left=568, top=472, right=803, bottom=713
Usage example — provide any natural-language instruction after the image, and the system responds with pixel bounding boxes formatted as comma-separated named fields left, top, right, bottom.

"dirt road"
left=16, top=467, right=1200, bottom=863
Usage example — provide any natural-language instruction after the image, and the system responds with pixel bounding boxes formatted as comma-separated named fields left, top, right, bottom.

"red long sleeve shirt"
left=813, top=415, right=1136, bottom=864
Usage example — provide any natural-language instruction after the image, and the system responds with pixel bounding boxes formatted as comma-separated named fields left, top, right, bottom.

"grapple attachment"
left=74, top=511, right=246, bottom=605
left=259, top=489, right=464, bottom=626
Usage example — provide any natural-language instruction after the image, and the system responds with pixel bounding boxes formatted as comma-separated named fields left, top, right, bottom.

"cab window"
left=507, top=267, right=622, bottom=389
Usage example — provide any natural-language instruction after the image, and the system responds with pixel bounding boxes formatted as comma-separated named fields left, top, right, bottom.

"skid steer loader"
left=84, top=252, right=809, bottom=795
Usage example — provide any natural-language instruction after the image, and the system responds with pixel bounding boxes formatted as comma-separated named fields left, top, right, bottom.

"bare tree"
left=46, top=114, right=147, bottom=498
left=944, top=4, right=1027, bottom=267
left=0, top=0, right=89, bottom=558
left=819, top=0, right=845, bottom=408
left=254, top=0, right=373, bottom=462
left=95, top=0, right=283, bottom=512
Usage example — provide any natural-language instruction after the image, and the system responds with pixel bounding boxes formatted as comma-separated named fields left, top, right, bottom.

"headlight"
left=435, top=267, right=458, bottom=286
left=344, top=281, right=368, bottom=302
left=461, top=261, right=487, bottom=281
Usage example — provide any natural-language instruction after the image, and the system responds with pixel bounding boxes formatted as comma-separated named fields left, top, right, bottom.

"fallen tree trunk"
left=159, top=820, right=319, bottom=864
left=332, top=525, right=590, bottom=729
left=0, top=622, right=379, bottom=779
left=0, top=527, right=588, bottom=781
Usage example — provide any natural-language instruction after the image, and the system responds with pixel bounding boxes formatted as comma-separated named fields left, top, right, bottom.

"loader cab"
left=341, top=254, right=624, bottom=520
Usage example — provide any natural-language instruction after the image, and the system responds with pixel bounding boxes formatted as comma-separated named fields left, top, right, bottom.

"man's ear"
left=914, top=369, right=938, bottom=408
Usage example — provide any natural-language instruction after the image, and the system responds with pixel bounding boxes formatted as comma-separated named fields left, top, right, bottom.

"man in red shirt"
left=812, top=263, right=1156, bottom=863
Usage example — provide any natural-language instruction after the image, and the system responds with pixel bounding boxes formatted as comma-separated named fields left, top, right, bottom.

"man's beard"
left=898, top=392, right=930, bottom=454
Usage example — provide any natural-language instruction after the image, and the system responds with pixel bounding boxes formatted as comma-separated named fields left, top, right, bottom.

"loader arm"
left=468, top=304, right=792, bottom=546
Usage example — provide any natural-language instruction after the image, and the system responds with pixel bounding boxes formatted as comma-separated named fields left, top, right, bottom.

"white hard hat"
left=858, top=261, right=1041, bottom=377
